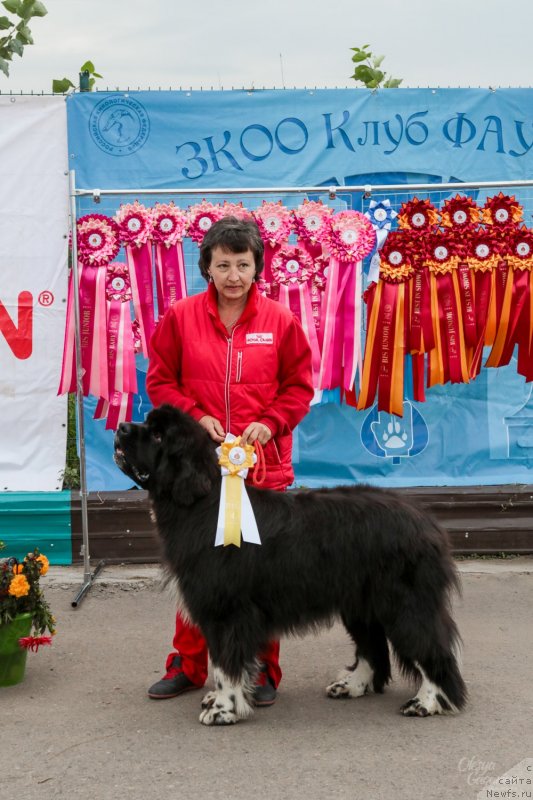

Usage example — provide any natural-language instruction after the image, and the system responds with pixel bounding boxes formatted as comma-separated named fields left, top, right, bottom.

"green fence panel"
left=0, top=491, right=72, bottom=564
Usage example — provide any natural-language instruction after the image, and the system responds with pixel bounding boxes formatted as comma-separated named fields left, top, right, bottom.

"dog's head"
left=113, top=405, right=219, bottom=505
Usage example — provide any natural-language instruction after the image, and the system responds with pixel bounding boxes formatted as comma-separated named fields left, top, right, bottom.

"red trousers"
left=165, top=612, right=282, bottom=688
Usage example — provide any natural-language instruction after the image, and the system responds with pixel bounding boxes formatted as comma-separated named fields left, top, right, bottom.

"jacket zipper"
left=236, top=351, right=243, bottom=383
left=224, top=325, right=239, bottom=433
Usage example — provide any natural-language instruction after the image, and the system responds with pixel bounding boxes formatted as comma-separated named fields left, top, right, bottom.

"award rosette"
left=465, top=230, right=503, bottom=377
left=422, top=232, right=470, bottom=387
left=271, top=245, right=321, bottom=384
left=59, top=213, right=120, bottom=400
left=94, top=263, right=138, bottom=430
left=220, top=201, right=253, bottom=221
left=481, top=192, right=523, bottom=230
left=115, top=201, right=156, bottom=358
left=364, top=199, right=398, bottom=283
left=357, top=233, right=415, bottom=416
left=293, top=200, right=333, bottom=256
left=440, top=194, right=480, bottom=231
left=397, top=197, right=439, bottom=234
left=318, top=210, right=376, bottom=393
left=485, top=227, right=533, bottom=378
left=214, top=435, right=261, bottom=548
left=252, top=201, right=293, bottom=283
left=187, top=200, right=223, bottom=244
left=152, top=202, right=189, bottom=315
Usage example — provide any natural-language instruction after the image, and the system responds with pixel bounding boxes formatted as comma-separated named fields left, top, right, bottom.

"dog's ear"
left=151, top=405, right=218, bottom=506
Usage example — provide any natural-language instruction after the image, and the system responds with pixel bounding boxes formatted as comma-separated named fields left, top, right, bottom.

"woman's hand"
left=199, top=415, right=226, bottom=443
left=240, top=422, right=272, bottom=446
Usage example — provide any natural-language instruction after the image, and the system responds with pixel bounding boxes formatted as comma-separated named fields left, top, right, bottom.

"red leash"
left=252, top=440, right=266, bottom=486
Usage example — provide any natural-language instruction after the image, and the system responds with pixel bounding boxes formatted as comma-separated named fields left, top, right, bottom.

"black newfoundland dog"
left=114, top=405, right=466, bottom=726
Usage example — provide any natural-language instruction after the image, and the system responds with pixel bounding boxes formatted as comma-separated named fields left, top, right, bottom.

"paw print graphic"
left=371, top=411, right=413, bottom=461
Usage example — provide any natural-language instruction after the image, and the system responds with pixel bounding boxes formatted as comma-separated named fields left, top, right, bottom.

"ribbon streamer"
left=214, top=435, right=261, bottom=548
left=152, top=202, right=189, bottom=315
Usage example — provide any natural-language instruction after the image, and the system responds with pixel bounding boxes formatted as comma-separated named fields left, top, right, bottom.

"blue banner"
left=66, top=88, right=533, bottom=490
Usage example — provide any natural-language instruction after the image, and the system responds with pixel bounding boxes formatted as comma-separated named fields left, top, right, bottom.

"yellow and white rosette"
left=215, top=434, right=261, bottom=547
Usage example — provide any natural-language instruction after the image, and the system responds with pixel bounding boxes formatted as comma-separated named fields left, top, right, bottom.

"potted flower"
left=0, top=540, right=56, bottom=687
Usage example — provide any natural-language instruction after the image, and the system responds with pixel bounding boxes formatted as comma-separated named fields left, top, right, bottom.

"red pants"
left=165, top=612, right=282, bottom=688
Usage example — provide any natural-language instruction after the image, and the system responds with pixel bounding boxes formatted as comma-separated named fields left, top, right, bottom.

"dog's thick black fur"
left=114, top=405, right=467, bottom=725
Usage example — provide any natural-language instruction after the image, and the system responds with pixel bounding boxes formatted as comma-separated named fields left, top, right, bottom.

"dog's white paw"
left=199, top=706, right=238, bottom=726
left=201, top=690, right=217, bottom=709
left=326, top=660, right=374, bottom=699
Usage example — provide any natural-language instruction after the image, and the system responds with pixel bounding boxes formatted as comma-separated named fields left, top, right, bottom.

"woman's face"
left=208, top=246, right=256, bottom=304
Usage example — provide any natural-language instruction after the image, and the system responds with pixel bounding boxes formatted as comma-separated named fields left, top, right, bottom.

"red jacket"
left=146, top=283, right=314, bottom=489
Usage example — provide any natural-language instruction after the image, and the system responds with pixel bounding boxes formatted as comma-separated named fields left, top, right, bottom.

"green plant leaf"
left=52, top=76, right=74, bottom=93
left=0, top=54, right=9, bottom=74
left=29, top=0, right=46, bottom=16
left=352, top=64, right=375, bottom=83
left=15, top=20, right=32, bottom=42
left=383, top=77, right=403, bottom=88
left=0, top=14, right=11, bottom=28
left=8, top=34, right=22, bottom=54
left=351, top=51, right=368, bottom=63
left=2, top=0, right=21, bottom=14
left=92, top=71, right=103, bottom=78
left=373, top=55, right=384, bottom=68
left=80, top=59, right=94, bottom=73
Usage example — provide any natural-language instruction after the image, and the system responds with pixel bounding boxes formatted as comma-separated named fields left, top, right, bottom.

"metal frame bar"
left=68, top=170, right=105, bottom=607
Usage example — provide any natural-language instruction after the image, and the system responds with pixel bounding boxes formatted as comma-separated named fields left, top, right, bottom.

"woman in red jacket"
left=146, top=215, right=314, bottom=706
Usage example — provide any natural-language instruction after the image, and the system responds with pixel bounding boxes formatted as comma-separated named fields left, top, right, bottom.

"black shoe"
left=147, top=656, right=201, bottom=699
left=253, top=668, right=277, bottom=707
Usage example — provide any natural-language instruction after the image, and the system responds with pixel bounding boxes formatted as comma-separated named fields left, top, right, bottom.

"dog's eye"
left=152, top=431, right=162, bottom=443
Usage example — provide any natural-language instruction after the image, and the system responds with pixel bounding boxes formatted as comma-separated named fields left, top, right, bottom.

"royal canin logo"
left=0, top=291, right=34, bottom=360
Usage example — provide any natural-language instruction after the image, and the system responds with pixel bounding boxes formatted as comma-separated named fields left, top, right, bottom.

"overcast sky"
left=2, top=0, right=532, bottom=93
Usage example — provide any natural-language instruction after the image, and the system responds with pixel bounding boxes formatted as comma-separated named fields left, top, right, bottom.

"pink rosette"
left=293, top=200, right=333, bottom=247
left=94, top=262, right=138, bottom=430
left=319, top=211, right=377, bottom=394
left=152, top=202, right=189, bottom=314
left=220, top=201, right=253, bottom=221
left=187, top=200, right=223, bottom=244
left=114, top=202, right=156, bottom=357
left=115, top=201, right=154, bottom=247
left=59, top=214, right=120, bottom=400
left=271, top=246, right=321, bottom=385
left=253, top=201, right=294, bottom=284
left=77, top=214, right=120, bottom=267
left=253, top=201, right=293, bottom=247
left=151, top=202, right=188, bottom=247
left=326, top=210, right=376, bottom=263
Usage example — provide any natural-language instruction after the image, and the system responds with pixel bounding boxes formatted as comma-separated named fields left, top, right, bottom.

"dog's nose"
left=118, top=422, right=133, bottom=436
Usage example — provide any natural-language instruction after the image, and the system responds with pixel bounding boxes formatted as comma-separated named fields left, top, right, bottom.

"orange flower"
left=8, top=574, right=30, bottom=598
left=36, top=555, right=49, bottom=576
left=13, top=564, right=24, bottom=574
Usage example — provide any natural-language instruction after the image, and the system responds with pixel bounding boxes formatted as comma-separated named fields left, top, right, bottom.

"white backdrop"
left=0, top=96, right=68, bottom=491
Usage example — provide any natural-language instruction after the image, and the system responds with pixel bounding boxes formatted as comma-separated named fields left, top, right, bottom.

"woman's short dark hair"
left=198, top=216, right=264, bottom=281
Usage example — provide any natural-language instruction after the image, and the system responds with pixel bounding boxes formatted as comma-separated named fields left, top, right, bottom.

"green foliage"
left=0, top=0, right=47, bottom=77
left=53, top=59, right=103, bottom=93
left=349, top=45, right=403, bottom=89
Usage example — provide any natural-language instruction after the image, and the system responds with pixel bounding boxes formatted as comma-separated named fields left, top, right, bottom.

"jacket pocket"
left=236, top=350, right=243, bottom=383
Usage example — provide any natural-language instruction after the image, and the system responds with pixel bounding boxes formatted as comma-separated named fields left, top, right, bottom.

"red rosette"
left=422, top=231, right=461, bottom=275
left=131, top=319, right=143, bottom=353
left=466, top=230, right=502, bottom=271
left=293, top=200, right=333, bottom=245
left=187, top=200, right=223, bottom=243
left=482, top=192, right=523, bottom=229
left=105, top=263, right=132, bottom=302
left=397, top=197, right=439, bottom=233
left=379, top=232, right=416, bottom=282
left=115, top=201, right=154, bottom=247
left=151, top=203, right=188, bottom=247
left=506, top=226, right=533, bottom=271
left=326, top=210, right=376, bottom=262
left=271, top=245, right=315, bottom=286
left=252, top=201, right=293, bottom=247
left=77, top=214, right=121, bottom=267
left=440, top=195, right=480, bottom=230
